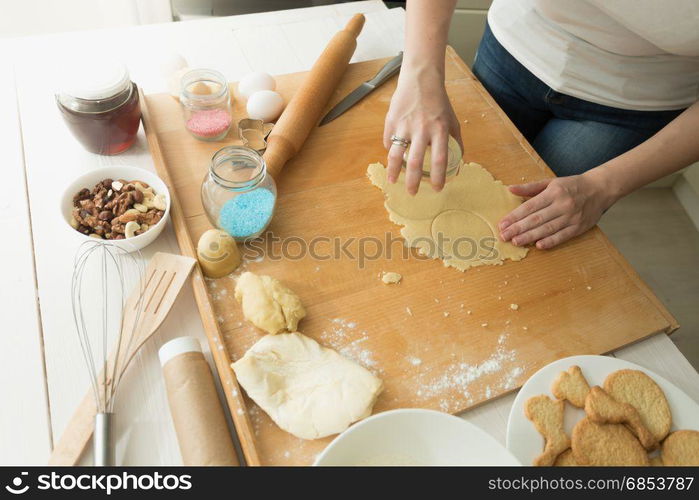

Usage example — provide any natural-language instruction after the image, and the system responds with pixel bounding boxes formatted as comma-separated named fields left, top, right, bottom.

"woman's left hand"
left=498, top=173, right=616, bottom=250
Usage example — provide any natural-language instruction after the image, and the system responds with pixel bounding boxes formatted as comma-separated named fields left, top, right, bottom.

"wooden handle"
left=263, top=13, right=365, bottom=179
left=49, top=251, right=197, bottom=465
left=48, top=389, right=96, bottom=465
left=48, top=325, right=144, bottom=465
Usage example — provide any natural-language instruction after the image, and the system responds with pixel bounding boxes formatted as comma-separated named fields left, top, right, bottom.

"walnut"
left=79, top=198, right=97, bottom=214
left=93, top=187, right=110, bottom=209
left=140, top=210, right=163, bottom=226
left=114, top=192, right=133, bottom=216
left=111, top=220, right=126, bottom=234
left=86, top=214, right=99, bottom=227
left=72, top=188, right=91, bottom=208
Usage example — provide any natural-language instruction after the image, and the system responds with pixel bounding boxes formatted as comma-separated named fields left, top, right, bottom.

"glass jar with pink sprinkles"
left=179, top=69, right=232, bottom=141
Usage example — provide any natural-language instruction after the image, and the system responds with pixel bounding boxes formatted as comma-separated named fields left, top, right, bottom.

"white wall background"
left=0, top=0, right=172, bottom=37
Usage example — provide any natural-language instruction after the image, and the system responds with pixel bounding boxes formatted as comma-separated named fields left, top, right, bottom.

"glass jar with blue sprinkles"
left=201, top=146, right=277, bottom=241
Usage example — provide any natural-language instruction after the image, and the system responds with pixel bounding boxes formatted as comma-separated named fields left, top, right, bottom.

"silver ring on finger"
left=390, top=134, right=410, bottom=149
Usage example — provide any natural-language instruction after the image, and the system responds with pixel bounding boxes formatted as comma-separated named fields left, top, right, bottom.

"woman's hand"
left=498, top=172, right=617, bottom=250
left=383, top=69, right=462, bottom=195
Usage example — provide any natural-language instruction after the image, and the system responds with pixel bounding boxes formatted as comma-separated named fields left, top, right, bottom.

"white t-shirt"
left=487, top=0, right=699, bottom=110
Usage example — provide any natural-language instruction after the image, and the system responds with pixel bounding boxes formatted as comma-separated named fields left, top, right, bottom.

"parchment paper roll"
left=159, top=337, right=239, bottom=466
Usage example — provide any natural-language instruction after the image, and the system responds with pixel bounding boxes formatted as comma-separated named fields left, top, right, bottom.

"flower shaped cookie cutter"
left=237, top=118, right=274, bottom=154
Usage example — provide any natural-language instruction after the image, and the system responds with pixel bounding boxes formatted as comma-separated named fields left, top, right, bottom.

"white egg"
left=168, top=66, right=191, bottom=98
left=238, top=72, right=276, bottom=99
left=247, top=90, right=285, bottom=122
left=160, top=53, right=188, bottom=78
left=160, top=53, right=189, bottom=97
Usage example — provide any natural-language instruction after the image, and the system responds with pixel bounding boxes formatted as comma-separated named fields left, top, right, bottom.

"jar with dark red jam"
left=56, top=62, right=141, bottom=155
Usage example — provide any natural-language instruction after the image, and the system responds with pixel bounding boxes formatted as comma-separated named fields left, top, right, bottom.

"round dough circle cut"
left=431, top=209, right=495, bottom=266
left=384, top=181, right=448, bottom=221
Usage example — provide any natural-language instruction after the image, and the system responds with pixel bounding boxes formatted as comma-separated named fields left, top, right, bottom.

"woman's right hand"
left=383, top=68, right=462, bottom=195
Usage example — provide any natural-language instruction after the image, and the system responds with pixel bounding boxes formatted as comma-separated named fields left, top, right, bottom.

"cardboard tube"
left=160, top=337, right=239, bottom=466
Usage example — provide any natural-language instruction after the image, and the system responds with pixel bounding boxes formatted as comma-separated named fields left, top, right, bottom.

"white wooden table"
left=2, top=1, right=697, bottom=466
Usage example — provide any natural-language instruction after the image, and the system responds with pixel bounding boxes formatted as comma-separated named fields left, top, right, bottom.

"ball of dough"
left=234, top=272, right=305, bottom=334
left=238, top=71, right=276, bottom=99
left=197, top=229, right=241, bottom=278
left=246, top=90, right=284, bottom=122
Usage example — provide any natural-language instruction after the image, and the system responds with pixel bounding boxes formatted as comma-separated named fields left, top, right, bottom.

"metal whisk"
left=71, top=241, right=145, bottom=466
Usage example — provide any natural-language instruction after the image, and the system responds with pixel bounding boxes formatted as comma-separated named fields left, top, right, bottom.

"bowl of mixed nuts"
left=60, top=166, right=171, bottom=251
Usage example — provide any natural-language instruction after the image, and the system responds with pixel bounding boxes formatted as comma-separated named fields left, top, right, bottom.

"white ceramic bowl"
left=60, top=165, right=171, bottom=252
left=314, top=409, right=520, bottom=466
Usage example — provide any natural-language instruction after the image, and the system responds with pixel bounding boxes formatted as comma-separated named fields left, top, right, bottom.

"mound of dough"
left=603, top=369, right=672, bottom=442
left=367, top=161, right=528, bottom=271
left=232, top=332, right=383, bottom=440
left=234, top=272, right=305, bottom=334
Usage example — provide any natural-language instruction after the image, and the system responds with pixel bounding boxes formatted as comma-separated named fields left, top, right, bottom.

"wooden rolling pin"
left=263, top=13, right=365, bottom=179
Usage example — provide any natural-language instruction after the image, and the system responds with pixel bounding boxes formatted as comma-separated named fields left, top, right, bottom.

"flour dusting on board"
left=407, top=356, right=422, bottom=366
left=319, top=318, right=382, bottom=375
left=248, top=404, right=263, bottom=436
left=415, top=334, right=524, bottom=413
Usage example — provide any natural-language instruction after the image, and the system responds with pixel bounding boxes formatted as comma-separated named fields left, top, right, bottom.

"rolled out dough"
left=367, top=162, right=528, bottom=271
left=232, top=332, right=383, bottom=440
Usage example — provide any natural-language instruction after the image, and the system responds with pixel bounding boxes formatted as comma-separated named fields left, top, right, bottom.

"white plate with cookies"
left=506, top=355, right=699, bottom=466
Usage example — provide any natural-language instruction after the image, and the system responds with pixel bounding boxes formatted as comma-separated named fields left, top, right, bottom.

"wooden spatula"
left=49, top=252, right=196, bottom=465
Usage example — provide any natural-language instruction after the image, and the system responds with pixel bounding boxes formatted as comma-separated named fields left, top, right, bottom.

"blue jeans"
left=472, top=23, right=684, bottom=177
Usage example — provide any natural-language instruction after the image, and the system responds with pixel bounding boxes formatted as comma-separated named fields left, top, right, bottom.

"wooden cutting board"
left=140, top=47, right=678, bottom=466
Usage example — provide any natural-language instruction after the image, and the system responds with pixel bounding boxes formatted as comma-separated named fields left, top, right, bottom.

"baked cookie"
left=661, top=430, right=699, bottom=466
left=585, top=386, right=658, bottom=450
left=553, top=448, right=578, bottom=466
left=552, top=365, right=590, bottom=408
left=524, top=395, right=571, bottom=466
left=571, top=418, right=649, bottom=466
left=603, top=369, right=672, bottom=442
left=649, top=455, right=664, bottom=466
